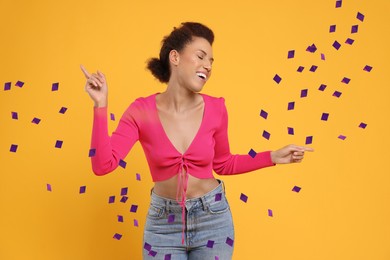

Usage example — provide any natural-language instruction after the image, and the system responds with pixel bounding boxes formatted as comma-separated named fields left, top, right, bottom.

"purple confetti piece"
left=32, top=117, right=41, bottom=124
left=262, top=130, right=271, bottom=140
left=130, top=204, right=138, bottom=213
left=335, top=0, right=342, bottom=8
left=121, top=187, right=128, bottom=196
left=345, top=38, right=354, bottom=45
left=321, top=53, right=326, bottom=60
left=306, top=44, right=317, bottom=53
left=273, top=74, right=282, bottom=84
left=288, top=127, right=294, bottom=135
left=240, top=193, right=248, bottom=203
left=309, top=65, right=318, bottom=72
left=4, top=82, right=11, bottom=91
left=119, top=159, right=127, bottom=169
left=292, top=186, right=301, bottom=193
left=341, top=77, right=351, bottom=84
left=134, top=219, right=139, bottom=227
left=164, top=254, right=172, bottom=260
left=15, top=81, right=24, bottom=88
left=260, top=109, right=268, bottom=119
left=288, top=102, right=295, bottom=110
left=168, top=214, right=175, bottom=223
left=363, top=65, right=373, bottom=72
left=357, top=12, right=365, bottom=22
left=301, top=89, right=308, bottom=98
left=79, top=186, right=86, bottom=194
left=318, top=84, right=327, bottom=91
left=47, top=184, right=52, bottom=192
left=144, top=242, right=152, bottom=251
left=118, top=215, right=124, bottom=222
left=110, top=113, right=115, bottom=121
left=268, top=209, right=273, bottom=217
left=287, top=50, right=295, bottom=59
left=149, top=251, right=157, bottom=257
left=52, top=82, right=59, bottom=91
left=113, top=233, right=122, bottom=240
left=108, top=196, right=115, bottom=203
left=89, top=148, right=96, bottom=157
left=321, top=113, right=329, bottom=121
left=215, top=257, right=219, bottom=260
left=248, top=149, right=257, bottom=158
left=329, top=25, right=336, bottom=33
left=333, top=41, right=341, bottom=50
left=297, top=66, right=304, bottom=72
left=136, top=173, right=141, bottom=181
left=55, top=140, right=63, bottom=148
left=11, top=112, right=18, bottom=120
left=359, top=122, right=367, bottom=129
left=338, top=135, right=347, bottom=140
left=215, top=193, right=222, bottom=201
left=351, top=25, right=359, bottom=33
left=333, top=91, right=342, bottom=98
left=207, top=240, right=215, bottom=248
left=59, top=107, right=68, bottom=114
left=120, top=196, right=128, bottom=203
left=226, top=237, right=234, bottom=247
left=305, top=136, right=313, bottom=145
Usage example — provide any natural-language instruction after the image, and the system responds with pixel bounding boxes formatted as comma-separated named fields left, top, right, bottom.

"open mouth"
left=196, top=72, right=207, bottom=80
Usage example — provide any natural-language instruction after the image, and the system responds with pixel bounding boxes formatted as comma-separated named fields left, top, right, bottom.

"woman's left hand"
left=271, top=144, right=314, bottom=164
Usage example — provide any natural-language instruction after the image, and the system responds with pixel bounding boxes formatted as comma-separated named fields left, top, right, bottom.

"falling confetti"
left=10, top=144, right=18, bottom=153
left=4, top=82, right=11, bottom=91
left=292, top=186, right=301, bottom=193
left=273, top=74, right=282, bottom=84
left=226, top=237, right=234, bottom=247
left=79, top=186, right=86, bottom=194
left=119, top=159, right=127, bottom=169
left=262, top=130, right=271, bottom=140
left=260, top=109, right=268, bottom=119
left=52, top=82, right=59, bottom=91
left=248, top=149, right=257, bottom=158
left=240, top=193, right=248, bottom=203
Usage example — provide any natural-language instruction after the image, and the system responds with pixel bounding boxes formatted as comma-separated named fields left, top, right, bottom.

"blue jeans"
left=143, top=180, right=234, bottom=259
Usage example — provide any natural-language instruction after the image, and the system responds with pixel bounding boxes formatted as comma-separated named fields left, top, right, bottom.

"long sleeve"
left=212, top=98, right=275, bottom=175
left=91, top=103, right=139, bottom=175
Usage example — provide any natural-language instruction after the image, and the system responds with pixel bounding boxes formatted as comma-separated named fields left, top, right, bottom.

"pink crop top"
left=91, top=92, right=275, bottom=243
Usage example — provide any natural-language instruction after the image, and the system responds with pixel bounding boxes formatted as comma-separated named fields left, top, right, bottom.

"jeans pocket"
left=147, top=204, right=166, bottom=219
left=208, top=197, right=230, bottom=214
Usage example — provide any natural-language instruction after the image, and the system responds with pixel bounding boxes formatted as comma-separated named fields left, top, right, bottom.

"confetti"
left=110, top=113, right=115, bottom=121
left=329, top=25, right=336, bottom=33
left=240, top=193, right=248, bottom=203
left=333, top=41, right=341, bottom=50
left=15, top=81, right=24, bottom=88
left=288, top=102, right=295, bottom=110
left=363, top=65, right=373, bottom=72
left=248, top=149, right=257, bottom=158
left=130, top=205, right=138, bottom=213
left=262, top=130, right=271, bottom=140
left=10, top=144, right=18, bottom=153
left=309, top=65, right=318, bottom=72
left=357, top=12, right=365, bottom=22
left=79, top=186, right=86, bottom=194
left=108, top=196, right=115, bottom=203
left=59, top=107, right=68, bottom=114
left=144, top=242, right=152, bottom=251
left=305, top=136, right=313, bottom=145
left=226, top=237, right=234, bottom=247
left=11, top=112, right=18, bottom=120
left=306, top=43, right=317, bottom=53
left=47, top=184, right=52, bottom=192
left=287, top=50, right=295, bottom=59
left=321, top=113, right=329, bottom=121
left=345, top=38, right=354, bottom=45
left=121, top=187, right=128, bottom=196
left=4, top=82, right=11, bottom=91
left=273, top=74, right=282, bottom=84
left=118, top=215, right=124, bottom=222
left=301, top=89, right=308, bottom=98
left=168, top=214, right=175, bottom=223
left=321, top=53, right=326, bottom=60
left=164, top=254, right=172, bottom=260
left=55, top=140, right=63, bottom=148
left=215, top=193, right=222, bottom=201
left=260, top=109, right=268, bottom=119
left=215, top=257, right=219, bottom=260
left=335, top=0, right=342, bottom=8
left=333, top=91, right=342, bottom=98
left=119, top=159, right=127, bottom=169
left=149, top=251, right=157, bottom=257
left=52, top=82, right=59, bottom=91
left=338, top=135, right=347, bottom=140
left=318, top=84, right=327, bottom=91
left=359, top=122, right=367, bottom=129
left=120, top=196, right=128, bottom=203
left=268, top=209, right=273, bottom=217
left=32, top=117, right=41, bottom=124
left=341, top=77, right=351, bottom=84
left=297, top=66, right=304, bottom=72
left=89, top=148, right=96, bottom=157
left=113, top=233, right=122, bottom=240
left=288, top=127, right=294, bottom=135
left=136, top=173, right=141, bottom=181
left=207, top=240, right=215, bottom=248
left=134, top=219, right=139, bottom=227
left=351, top=25, right=359, bottom=33
left=292, top=186, right=301, bottom=193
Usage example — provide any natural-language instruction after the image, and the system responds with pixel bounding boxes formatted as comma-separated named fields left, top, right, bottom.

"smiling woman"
left=81, top=22, right=313, bottom=260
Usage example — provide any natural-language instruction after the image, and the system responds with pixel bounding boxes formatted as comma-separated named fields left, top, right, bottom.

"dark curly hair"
left=146, top=22, right=214, bottom=83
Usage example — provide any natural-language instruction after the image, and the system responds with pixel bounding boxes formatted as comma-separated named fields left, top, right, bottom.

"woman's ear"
left=169, top=50, right=180, bottom=66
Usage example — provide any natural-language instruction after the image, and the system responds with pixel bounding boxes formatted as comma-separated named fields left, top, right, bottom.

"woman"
left=81, top=22, right=313, bottom=260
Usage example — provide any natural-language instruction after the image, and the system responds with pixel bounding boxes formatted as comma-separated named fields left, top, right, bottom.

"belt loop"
left=200, top=196, right=208, bottom=211
left=165, top=199, right=170, bottom=213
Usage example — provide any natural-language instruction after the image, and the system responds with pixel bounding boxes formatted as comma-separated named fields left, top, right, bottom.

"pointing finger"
left=80, top=64, right=91, bottom=79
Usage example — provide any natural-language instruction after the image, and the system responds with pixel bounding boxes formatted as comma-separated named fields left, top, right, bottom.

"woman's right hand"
left=80, top=64, right=108, bottom=107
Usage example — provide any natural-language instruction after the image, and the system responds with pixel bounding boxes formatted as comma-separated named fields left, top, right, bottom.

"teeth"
left=196, top=72, right=207, bottom=80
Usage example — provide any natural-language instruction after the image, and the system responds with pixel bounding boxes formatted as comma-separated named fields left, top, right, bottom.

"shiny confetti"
left=359, top=122, right=367, bottom=129
left=149, top=251, right=157, bottom=257
left=345, top=38, right=354, bottom=45
left=79, top=186, right=86, bottom=194
left=120, top=196, right=128, bottom=203
left=168, top=214, right=175, bottom=223
left=333, top=41, right=341, bottom=50
left=262, top=130, right=271, bottom=140
left=108, top=196, right=115, bottom=203
left=164, top=254, right=172, bottom=260
left=329, top=25, right=336, bottom=32
left=301, top=89, right=308, bottom=98
left=110, top=113, right=115, bottom=121
left=15, top=81, right=24, bottom=88
left=113, top=233, right=122, bottom=240
left=119, top=159, right=127, bottom=169
left=288, top=127, right=294, bottom=135
left=288, top=102, right=295, bottom=110
left=10, top=144, right=18, bottom=153
left=335, top=0, right=342, bottom=8
left=134, top=219, right=139, bottom=227
left=338, top=135, right=347, bottom=140
left=136, top=173, right=141, bottom=181
left=32, top=117, right=41, bottom=124
left=318, top=84, right=327, bottom=91
left=357, top=12, right=365, bottom=22
left=118, top=215, right=124, bottom=222
left=130, top=205, right=138, bottom=213
left=310, top=65, right=318, bottom=72
left=248, top=149, right=257, bottom=158
left=121, top=187, right=128, bottom=196
left=4, top=82, right=11, bottom=91
left=268, top=209, right=273, bottom=217
left=363, top=65, right=373, bottom=72
left=292, top=186, right=301, bottom=193
left=226, top=237, right=234, bottom=247
left=55, top=140, right=63, bottom=148
left=341, top=77, right=351, bottom=84
left=52, top=82, right=59, bottom=91
left=47, top=184, right=52, bottom=192
left=321, top=53, right=326, bottom=60
left=306, top=136, right=313, bottom=145
left=207, top=240, right=215, bottom=248
left=273, top=74, right=282, bottom=84
left=215, top=193, right=222, bottom=201
left=321, top=113, right=329, bottom=121
left=11, top=112, right=18, bottom=120
left=287, top=50, right=295, bottom=59
left=59, top=107, right=68, bottom=114
left=297, top=66, right=304, bottom=72
left=89, top=148, right=96, bottom=157
left=306, top=43, right=317, bottom=53
left=351, top=25, right=359, bottom=33
left=333, top=91, right=342, bottom=98
left=260, top=109, right=268, bottom=119
left=144, top=242, right=152, bottom=251
left=240, top=193, right=248, bottom=203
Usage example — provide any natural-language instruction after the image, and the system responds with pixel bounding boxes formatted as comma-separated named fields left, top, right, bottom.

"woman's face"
left=172, top=36, right=214, bottom=92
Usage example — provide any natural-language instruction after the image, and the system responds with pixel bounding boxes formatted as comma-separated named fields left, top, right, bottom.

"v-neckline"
left=154, top=92, right=206, bottom=156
